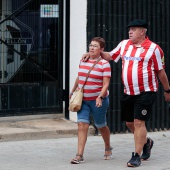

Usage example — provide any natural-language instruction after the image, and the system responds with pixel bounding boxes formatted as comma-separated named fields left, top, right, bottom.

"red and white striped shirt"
left=109, top=37, right=165, bottom=95
left=78, top=59, right=111, bottom=100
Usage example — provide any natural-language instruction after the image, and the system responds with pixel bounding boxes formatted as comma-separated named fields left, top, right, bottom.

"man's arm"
left=157, top=69, right=170, bottom=90
left=82, top=51, right=112, bottom=62
left=157, top=69, right=170, bottom=101
left=100, top=52, right=112, bottom=61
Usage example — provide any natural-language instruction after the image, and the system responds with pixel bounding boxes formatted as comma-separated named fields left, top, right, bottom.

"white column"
left=69, top=0, right=87, bottom=122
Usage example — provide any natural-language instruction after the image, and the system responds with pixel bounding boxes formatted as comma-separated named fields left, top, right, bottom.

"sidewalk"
left=0, top=114, right=170, bottom=169
left=0, top=129, right=170, bottom=170
left=0, top=114, right=94, bottom=142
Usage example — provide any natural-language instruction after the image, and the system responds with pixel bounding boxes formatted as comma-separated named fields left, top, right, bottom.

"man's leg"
left=127, top=119, right=146, bottom=167
left=134, top=119, right=147, bottom=155
left=126, top=122, right=134, bottom=133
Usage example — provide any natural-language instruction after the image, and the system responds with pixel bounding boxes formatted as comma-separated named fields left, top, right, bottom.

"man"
left=83, top=19, right=170, bottom=167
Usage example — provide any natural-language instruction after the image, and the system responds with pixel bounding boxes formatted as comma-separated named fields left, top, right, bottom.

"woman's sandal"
left=103, top=146, right=113, bottom=160
left=71, top=153, right=84, bottom=164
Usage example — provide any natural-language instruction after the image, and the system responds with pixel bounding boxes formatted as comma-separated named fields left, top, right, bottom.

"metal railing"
left=87, top=0, right=170, bottom=133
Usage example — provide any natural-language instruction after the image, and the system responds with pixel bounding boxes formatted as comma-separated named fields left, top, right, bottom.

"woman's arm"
left=69, top=77, right=79, bottom=98
left=96, top=77, right=110, bottom=107
left=99, top=77, right=110, bottom=97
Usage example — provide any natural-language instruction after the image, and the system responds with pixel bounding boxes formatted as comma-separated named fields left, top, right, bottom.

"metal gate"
left=0, top=0, right=64, bottom=116
left=87, top=0, right=170, bottom=133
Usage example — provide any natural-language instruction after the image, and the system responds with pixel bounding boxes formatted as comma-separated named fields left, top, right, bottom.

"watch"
left=98, top=95, right=104, bottom=99
left=164, top=89, right=170, bottom=93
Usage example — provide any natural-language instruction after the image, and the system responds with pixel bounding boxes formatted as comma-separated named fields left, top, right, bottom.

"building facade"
left=0, top=0, right=169, bottom=133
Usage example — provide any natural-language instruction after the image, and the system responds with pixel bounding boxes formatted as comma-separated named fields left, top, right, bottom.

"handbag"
left=68, top=88, right=83, bottom=112
left=69, top=57, right=101, bottom=112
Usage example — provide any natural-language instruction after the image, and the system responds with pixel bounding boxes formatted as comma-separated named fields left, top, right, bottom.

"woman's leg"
left=77, top=122, right=89, bottom=155
left=71, top=122, right=89, bottom=164
left=92, top=97, right=112, bottom=159
left=98, top=125, right=112, bottom=157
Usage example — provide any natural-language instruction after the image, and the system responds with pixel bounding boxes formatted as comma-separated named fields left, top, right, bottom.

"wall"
left=69, top=0, right=87, bottom=121
left=86, top=0, right=170, bottom=133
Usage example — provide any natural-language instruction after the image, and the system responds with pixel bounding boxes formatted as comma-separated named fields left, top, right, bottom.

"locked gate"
left=0, top=0, right=64, bottom=116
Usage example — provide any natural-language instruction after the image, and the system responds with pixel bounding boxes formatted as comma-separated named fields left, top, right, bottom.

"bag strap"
left=82, top=57, right=101, bottom=89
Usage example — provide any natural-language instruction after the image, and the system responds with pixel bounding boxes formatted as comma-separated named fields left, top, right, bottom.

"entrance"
left=0, top=0, right=63, bottom=116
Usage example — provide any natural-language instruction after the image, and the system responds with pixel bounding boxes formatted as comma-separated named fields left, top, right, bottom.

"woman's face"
left=88, top=41, right=104, bottom=57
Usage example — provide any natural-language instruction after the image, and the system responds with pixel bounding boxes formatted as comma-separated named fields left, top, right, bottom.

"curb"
left=0, top=128, right=95, bottom=142
left=0, top=115, right=95, bottom=142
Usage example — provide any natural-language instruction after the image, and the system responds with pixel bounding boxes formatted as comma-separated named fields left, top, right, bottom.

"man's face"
left=128, top=27, right=144, bottom=43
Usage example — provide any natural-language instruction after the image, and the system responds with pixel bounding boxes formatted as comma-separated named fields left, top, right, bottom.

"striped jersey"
left=78, top=58, right=111, bottom=100
left=109, top=37, right=165, bottom=95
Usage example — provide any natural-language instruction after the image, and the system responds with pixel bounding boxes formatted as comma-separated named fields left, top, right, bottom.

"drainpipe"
left=1, top=14, right=5, bottom=83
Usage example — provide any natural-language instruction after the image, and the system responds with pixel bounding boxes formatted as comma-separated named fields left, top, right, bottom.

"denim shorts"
left=77, top=96, right=109, bottom=128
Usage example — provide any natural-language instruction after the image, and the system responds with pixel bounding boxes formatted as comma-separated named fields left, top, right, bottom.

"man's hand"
left=164, top=92, right=170, bottom=102
left=82, top=53, right=90, bottom=61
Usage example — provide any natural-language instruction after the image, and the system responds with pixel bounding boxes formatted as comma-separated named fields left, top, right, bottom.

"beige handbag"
left=68, top=57, right=101, bottom=112
left=68, top=88, right=83, bottom=112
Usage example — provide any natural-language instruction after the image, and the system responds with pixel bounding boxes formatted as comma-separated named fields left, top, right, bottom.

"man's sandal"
left=71, top=153, right=84, bottom=164
left=103, top=146, right=113, bottom=160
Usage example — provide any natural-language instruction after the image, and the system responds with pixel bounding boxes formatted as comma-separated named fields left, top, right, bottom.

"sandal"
left=103, top=146, right=113, bottom=160
left=71, top=153, right=84, bottom=164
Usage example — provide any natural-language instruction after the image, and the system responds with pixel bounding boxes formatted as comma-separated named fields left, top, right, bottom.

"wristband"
left=164, top=89, right=170, bottom=93
left=70, top=92, right=73, bottom=95
left=98, top=95, right=104, bottom=99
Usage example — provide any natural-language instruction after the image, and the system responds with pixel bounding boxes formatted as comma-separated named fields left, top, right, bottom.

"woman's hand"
left=96, top=97, right=102, bottom=107
left=69, top=92, right=73, bottom=99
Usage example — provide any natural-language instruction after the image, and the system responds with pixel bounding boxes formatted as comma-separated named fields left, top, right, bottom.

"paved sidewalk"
left=0, top=131, right=170, bottom=170
left=0, top=114, right=94, bottom=141
left=0, top=114, right=170, bottom=169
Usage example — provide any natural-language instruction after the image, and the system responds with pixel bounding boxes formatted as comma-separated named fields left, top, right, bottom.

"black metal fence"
left=87, top=0, right=170, bottom=133
left=0, top=0, right=63, bottom=115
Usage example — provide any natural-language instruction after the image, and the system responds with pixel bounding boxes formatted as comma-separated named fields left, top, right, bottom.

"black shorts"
left=121, top=92, right=157, bottom=122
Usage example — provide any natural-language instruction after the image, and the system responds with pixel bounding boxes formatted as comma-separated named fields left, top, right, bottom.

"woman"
left=70, top=37, right=112, bottom=164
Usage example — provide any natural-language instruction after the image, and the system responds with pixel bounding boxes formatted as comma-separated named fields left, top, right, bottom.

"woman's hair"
left=91, top=37, right=106, bottom=48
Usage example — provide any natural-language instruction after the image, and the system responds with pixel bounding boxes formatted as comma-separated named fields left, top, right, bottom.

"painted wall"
left=69, top=0, right=87, bottom=121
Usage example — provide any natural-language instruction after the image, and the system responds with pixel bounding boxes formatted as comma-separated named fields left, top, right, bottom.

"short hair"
left=143, top=28, right=147, bottom=34
left=90, top=37, right=106, bottom=48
